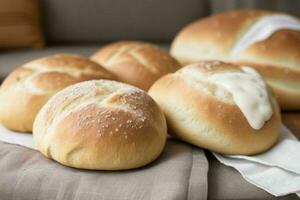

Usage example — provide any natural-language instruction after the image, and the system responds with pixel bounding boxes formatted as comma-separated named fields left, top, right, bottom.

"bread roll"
left=149, top=61, right=281, bottom=155
left=91, top=41, right=181, bottom=90
left=170, top=10, right=300, bottom=110
left=33, top=80, right=167, bottom=170
left=0, top=54, right=114, bottom=132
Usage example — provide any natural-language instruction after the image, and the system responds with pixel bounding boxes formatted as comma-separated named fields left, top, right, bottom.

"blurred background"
left=1, top=0, right=299, bottom=78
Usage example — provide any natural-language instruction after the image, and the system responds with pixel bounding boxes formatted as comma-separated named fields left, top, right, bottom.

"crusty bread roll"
left=0, top=54, right=114, bottom=132
left=33, top=80, right=167, bottom=170
left=91, top=41, right=181, bottom=91
left=149, top=61, right=281, bottom=155
left=170, top=10, right=300, bottom=110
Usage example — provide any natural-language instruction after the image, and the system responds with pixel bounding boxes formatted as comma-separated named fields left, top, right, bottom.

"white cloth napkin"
left=0, top=125, right=37, bottom=150
left=214, top=126, right=300, bottom=197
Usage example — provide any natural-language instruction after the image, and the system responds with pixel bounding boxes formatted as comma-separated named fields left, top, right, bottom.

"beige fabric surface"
left=0, top=0, right=44, bottom=48
left=0, top=139, right=208, bottom=200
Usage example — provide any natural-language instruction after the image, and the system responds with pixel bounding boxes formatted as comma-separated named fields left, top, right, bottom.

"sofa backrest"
left=40, top=0, right=209, bottom=43
left=40, top=0, right=300, bottom=44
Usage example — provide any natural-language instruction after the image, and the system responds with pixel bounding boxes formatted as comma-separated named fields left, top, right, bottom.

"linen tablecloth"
left=0, top=139, right=208, bottom=200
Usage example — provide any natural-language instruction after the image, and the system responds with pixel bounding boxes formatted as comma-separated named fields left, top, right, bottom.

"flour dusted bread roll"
left=149, top=61, right=281, bottom=155
left=91, top=41, right=181, bottom=90
left=0, top=54, right=114, bottom=132
left=33, top=80, right=167, bottom=170
left=171, top=10, right=300, bottom=110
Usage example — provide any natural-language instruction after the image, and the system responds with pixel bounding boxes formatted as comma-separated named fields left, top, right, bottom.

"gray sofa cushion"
left=40, top=0, right=209, bottom=43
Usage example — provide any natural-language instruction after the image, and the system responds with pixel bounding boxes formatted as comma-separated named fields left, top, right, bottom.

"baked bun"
left=0, top=54, right=114, bottom=132
left=91, top=41, right=181, bottom=91
left=149, top=61, right=281, bottom=155
left=170, top=10, right=300, bottom=110
left=33, top=80, right=167, bottom=170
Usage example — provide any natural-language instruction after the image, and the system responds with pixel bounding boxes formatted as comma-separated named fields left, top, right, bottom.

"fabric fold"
left=214, top=126, right=300, bottom=197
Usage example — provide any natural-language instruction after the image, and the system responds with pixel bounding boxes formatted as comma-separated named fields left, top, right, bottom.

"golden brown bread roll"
left=0, top=54, right=114, bottom=132
left=91, top=41, right=181, bottom=91
left=33, top=80, right=167, bottom=170
left=170, top=10, right=300, bottom=110
left=149, top=61, right=281, bottom=155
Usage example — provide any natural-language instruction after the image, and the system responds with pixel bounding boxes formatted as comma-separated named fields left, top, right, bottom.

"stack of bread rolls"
left=0, top=9, right=293, bottom=170
left=0, top=42, right=177, bottom=170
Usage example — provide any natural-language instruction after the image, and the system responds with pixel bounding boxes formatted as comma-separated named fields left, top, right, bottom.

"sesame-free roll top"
left=91, top=41, right=181, bottom=91
left=149, top=61, right=281, bottom=155
left=33, top=80, right=167, bottom=170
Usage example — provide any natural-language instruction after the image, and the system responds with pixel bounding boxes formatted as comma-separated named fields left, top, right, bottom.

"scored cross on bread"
left=91, top=41, right=181, bottom=91
left=0, top=54, right=114, bottom=132
left=33, top=80, right=167, bottom=170
left=149, top=61, right=281, bottom=155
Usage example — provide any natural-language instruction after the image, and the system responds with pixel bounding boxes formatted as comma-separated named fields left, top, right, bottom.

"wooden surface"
left=282, top=113, right=300, bottom=140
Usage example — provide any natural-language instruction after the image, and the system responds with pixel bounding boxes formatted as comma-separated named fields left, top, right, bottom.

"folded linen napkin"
left=0, top=125, right=208, bottom=200
left=0, top=125, right=36, bottom=149
left=214, top=126, right=300, bottom=197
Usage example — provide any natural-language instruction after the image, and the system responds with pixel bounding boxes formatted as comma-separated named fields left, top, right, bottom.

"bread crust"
left=234, top=61, right=300, bottom=110
left=0, top=54, right=114, bottom=132
left=91, top=41, right=181, bottom=90
left=149, top=61, right=281, bottom=155
left=170, top=10, right=300, bottom=110
left=33, top=80, right=167, bottom=170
